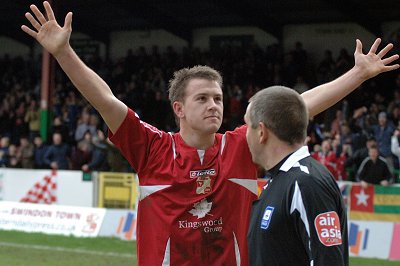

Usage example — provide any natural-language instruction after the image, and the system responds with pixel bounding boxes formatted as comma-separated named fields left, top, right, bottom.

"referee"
left=244, top=86, right=348, bottom=266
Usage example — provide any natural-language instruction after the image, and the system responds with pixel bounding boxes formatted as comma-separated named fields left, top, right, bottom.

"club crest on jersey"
left=196, top=176, right=212, bottom=194
left=190, top=169, right=216, bottom=195
left=314, top=211, right=342, bottom=246
left=260, top=206, right=274, bottom=230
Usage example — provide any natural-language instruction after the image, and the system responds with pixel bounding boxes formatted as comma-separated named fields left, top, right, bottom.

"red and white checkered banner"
left=20, top=170, right=57, bottom=204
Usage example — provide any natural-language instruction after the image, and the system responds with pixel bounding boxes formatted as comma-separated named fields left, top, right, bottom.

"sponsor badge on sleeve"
left=314, top=211, right=342, bottom=246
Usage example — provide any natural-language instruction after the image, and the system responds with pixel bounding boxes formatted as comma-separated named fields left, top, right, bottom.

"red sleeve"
left=108, top=108, right=170, bottom=173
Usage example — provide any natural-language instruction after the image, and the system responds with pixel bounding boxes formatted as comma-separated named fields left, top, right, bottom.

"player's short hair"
left=248, top=86, right=308, bottom=145
left=168, top=65, right=223, bottom=105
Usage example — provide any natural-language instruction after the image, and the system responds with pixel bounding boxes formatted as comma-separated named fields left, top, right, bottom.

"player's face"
left=178, top=78, right=223, bottom=134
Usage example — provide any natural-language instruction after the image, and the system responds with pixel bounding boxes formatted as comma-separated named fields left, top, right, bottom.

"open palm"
left=21, top=1, right=72, bottom=56
left=354, top=38, right=399, bottom=80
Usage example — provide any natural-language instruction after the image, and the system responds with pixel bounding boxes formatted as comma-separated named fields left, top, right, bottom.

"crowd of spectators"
left=0, top=39, right=399, bottom=184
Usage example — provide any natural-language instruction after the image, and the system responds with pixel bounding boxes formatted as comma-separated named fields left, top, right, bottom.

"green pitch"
left=0, top=230, right=137, bottom=266
left=0, top=230, right=398, bottom=265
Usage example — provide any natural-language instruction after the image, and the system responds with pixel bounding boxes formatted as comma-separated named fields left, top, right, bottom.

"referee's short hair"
left=248, top=86, right=308, bottom=145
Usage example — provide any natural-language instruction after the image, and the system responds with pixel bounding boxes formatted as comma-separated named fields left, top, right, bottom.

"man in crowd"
left=357, top=145, right=392, bottom=187
left=43, top=132, right=70, bottom=170
left=345, top=135, right=377, bottom=176
left=22, top=2, right=398, bottom=265
left=245, top=86, right=348, bottom=265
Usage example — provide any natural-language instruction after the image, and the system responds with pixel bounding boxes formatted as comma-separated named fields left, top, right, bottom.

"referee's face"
left=244, top=104, right=262, bottom=166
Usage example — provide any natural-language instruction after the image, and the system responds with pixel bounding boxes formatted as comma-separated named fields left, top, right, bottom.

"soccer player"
left=22, top=2, right=398, bottom=265
left=245, top=86, right=348, bottom=265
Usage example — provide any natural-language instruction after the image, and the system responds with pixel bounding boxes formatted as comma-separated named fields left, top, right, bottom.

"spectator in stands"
left=74, top=111, right=97, bottom=142
left=371, top=111, right=395, bottom=170
left=367, top=102, right=380, bottom=125
left=389, top=105, right=400, bottom=129
left=340, top=122, right=354, bottom=148
left=317, top=49, right=335, bottom=83
left=332, top=133, right=350, bottom=181
left=349, top=106, right=369, bottom=136
left=22, top=2, right=399, bottom=264
left=357, top=145, right=392, bottom=187
left=89, top=113, right=100, bottom=131
left=77, top=130, right=93, bottom=151
left=373, top=92, right=387, bottom=113
left=24, top=99, right=40, bottom=140
left=387, top=89, right=400, bottom=114
left=105, top=138, right=130, bottom=172
left=44, top=132, right=70, bottom=170
left=12, top=102, right=28, bottom=144
left=33, top=135, right=48, bottom=169
left=51, top=115, right=71, bottom=145
left=345, top=135, right=376, bottom=178
left=7, top=144, right=21, bottom=168
left=291, top=41, right=308, bottom=78
left=306, top=116, right=324, bottom=150
left=330, top=109, right=345, bottom=136
left=0, top=100, right=13, bottom=138
left=82, top=130, right=109, bottom=172
left=148, top=91, right=173, bottom=130
left=17, top=135, right=34, bottom=168
left=388, top=105, right=400, bottom=172
left=336, top=48, right=352, bottom=75
left=391, top=128, right=400, bottom=180
left=0, top=136, right=10, bottom=167
left=70, top=140, right=91, bottom=170
left=312, top=138, right=338, bottom=178
left=65, top=91, right=79, bottom=135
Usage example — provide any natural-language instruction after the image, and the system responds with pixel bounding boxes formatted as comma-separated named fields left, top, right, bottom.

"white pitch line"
left=0, top=241, right=136, bottom=258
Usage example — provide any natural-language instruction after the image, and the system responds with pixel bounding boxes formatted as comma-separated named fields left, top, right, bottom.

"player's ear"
left=259, top=122, right=268, bottom=144
left=173, top=101, right=184, bottom=118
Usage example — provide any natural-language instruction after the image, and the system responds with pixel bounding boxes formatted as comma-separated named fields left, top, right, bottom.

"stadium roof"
left=3, top=0, right=400, bottom=47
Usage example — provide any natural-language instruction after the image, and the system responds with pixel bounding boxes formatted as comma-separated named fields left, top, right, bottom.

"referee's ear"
left=259, top=122, right=269, bottom=144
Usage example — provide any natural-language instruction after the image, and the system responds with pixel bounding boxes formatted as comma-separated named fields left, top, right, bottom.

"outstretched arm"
left=21, top=1, right=127, bottom=133
left=302, top=38, right=399, bottom=117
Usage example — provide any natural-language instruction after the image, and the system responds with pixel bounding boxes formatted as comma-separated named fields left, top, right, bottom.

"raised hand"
left=21, top=1, right=73, bottom=57
left=354, top=38, right=399, bottom=80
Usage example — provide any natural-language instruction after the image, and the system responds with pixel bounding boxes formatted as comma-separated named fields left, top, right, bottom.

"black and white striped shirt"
left=248, top=146, right=348, bottom=266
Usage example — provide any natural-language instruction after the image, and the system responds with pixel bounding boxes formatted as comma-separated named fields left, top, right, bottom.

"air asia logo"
left=190, top=169, right=216, bottom=195
left=314, top=211, right=342, bottom=246
left=189, top=198, right=213, bottom=218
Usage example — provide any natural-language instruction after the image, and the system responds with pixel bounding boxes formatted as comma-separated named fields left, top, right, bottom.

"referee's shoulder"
left=295, top=158, right=334, bottom=185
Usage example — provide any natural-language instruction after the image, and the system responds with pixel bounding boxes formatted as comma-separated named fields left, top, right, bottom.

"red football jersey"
left=110, top=109, right=258, bottom=265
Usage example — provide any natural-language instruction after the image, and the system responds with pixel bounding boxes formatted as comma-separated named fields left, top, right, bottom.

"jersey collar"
left=279, top=146, right=310, bottom=172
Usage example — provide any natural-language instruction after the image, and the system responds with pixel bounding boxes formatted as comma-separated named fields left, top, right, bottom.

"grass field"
left=0, top=230, right=398, bottom=265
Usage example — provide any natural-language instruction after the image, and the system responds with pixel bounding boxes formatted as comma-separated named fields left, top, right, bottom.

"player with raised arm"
left=22, top=2, right=399, bottom=265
